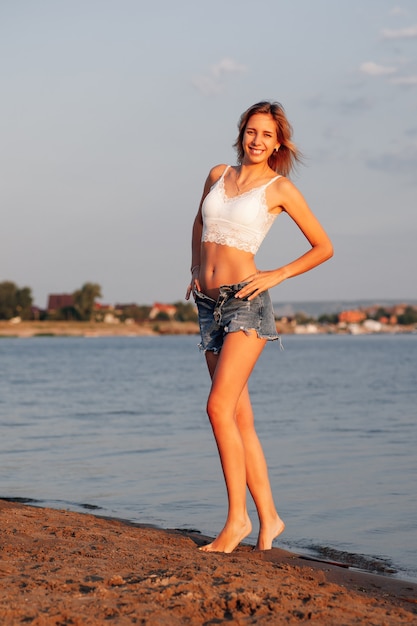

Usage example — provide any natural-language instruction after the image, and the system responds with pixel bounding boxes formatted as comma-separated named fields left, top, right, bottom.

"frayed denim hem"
left=198, top=342, right=221, bottom=354
left=198, top=327, right=283, bottom=353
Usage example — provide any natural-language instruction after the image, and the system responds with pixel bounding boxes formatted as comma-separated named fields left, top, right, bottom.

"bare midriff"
left=199, top=242, right=257, bottom=300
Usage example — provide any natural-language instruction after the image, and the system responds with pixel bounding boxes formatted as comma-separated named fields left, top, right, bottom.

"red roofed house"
left=149, top=302, right=177, bottom=320
left=338, top=310, right=366, bottom=324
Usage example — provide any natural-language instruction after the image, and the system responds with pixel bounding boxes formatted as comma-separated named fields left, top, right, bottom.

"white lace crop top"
left=201, top=166, right=281, bottom=254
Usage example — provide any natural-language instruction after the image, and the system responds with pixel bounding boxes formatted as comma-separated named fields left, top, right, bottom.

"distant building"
left=94, top=302, right=113, bottom=312
left=338, top=310, right=366, bottom=324
left=294, top=323, right=319, bottom=334
left=114, top=303, right=138, bottom=310
left=47, top=294, right=74, bottom=312
left=148, top=303, right=177, bottom=320
left=363, top=319, right=382, bottom=332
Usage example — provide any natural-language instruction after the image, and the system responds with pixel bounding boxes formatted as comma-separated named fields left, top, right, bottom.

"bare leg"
left=203, top=333, right=284, bottom=552
left=201, top=330, right=269, bottom=553
left=235, top=385, right=285, bottom=550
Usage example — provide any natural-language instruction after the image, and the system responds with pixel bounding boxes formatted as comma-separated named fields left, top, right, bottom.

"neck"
left=236, top=162, right=271, bottom=182
left=233, top=163, right=272, bottom=194
left=240, top=159, right=271, bottom=173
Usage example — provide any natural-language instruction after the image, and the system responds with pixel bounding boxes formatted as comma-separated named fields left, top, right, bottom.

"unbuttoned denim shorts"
left=194, top=282, right=280, bottom=354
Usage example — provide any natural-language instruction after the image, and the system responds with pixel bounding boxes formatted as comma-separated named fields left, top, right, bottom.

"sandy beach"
left=0, top=500, right=415, bottom=625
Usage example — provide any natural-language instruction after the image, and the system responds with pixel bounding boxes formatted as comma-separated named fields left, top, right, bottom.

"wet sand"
left=0, top=499, right=416, bottom=624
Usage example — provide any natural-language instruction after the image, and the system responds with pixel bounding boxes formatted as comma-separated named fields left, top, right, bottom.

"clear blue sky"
left=1, top=0, right=416, bottom=308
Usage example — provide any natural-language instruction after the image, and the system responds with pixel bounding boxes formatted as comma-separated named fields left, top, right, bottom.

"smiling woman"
left=185, top=100, right=333, bottom=555
left=233, top=101, right=300, bottom=178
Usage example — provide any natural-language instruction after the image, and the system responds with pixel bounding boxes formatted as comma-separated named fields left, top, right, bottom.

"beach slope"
left=0, top=500, right=415, bottom=624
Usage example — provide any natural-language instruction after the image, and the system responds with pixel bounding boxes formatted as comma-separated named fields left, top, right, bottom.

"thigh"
left=210, top=330, right=267, bottom=408
left=206, top=350, right=255, bottom=429
left=205, top=350, right=219, bottom=379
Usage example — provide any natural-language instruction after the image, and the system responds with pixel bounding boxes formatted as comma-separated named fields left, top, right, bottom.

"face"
left=241, top=113, right=280, bottom=164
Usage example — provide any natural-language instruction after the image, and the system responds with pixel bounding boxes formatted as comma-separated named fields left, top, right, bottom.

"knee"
left=206, top=394, right=219, bottom=423
left=206, top=393, right=227, bottom=430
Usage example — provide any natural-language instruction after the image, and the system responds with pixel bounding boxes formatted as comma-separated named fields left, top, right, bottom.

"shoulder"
left=267, top=176, right=307, bottom=214
left=269, top=175, right=302, bottom=198
left=206, top=163, right=229, bottom=187
left=198, top=164, right=229, bottom=208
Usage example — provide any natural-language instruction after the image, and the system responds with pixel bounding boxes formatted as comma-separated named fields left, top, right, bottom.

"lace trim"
left=218, top=169, right=281, bottom=207
left=202, top=217, right=276, bottom=254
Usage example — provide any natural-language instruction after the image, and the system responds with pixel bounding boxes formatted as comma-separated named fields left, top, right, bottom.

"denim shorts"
left=194, top=282, right=280, bottom=354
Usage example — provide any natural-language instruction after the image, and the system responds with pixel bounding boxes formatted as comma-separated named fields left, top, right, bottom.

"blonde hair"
left=234, top=101, right=302, bottom=177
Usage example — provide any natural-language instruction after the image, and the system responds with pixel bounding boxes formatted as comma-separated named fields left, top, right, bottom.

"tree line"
left=2, top=279, right=415, bottom=326
left=0, top=282, right=32, bottom=320
left=0, top=281, right=102, bottom=322
left=0, top=281, right=198, bottom=323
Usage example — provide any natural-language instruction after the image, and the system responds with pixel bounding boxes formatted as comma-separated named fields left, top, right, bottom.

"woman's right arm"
left=185, top=165, right=226, bottom=300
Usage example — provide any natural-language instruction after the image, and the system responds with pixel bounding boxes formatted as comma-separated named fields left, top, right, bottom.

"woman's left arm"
left=236, top=178, right=334, bottom=300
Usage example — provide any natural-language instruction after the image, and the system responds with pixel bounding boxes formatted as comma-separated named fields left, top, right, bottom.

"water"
left=1, top=333, right=416, bottom=581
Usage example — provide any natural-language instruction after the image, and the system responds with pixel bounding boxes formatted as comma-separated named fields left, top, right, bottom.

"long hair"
left=233, top=101, right=302, bottom=177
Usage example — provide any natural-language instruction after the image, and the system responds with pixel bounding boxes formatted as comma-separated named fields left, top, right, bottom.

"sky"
left=1, top=0, right=416, bottom=308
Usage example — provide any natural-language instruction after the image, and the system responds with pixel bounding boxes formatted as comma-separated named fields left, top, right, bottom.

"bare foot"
left=254, top=516, right=285, bottom=551
left=199, top=516, right=252, bottom=554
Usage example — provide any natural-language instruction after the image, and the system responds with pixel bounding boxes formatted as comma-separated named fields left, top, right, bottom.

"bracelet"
left=191, top=265, right=200, bottom=273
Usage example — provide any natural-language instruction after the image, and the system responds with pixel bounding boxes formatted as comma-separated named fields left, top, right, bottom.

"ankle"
left=258, top=510, right=281, bottom=526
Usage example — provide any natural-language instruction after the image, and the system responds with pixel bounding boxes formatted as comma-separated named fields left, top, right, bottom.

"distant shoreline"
left=1, top=319, right=415, bottom=338
left=0, top=320, right=200, bottom=338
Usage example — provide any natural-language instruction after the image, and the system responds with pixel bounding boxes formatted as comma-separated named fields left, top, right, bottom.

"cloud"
left=359, top=61, right=397, bottom=76
left=211, top=57, right=246, bottom=77
left=390, top=74, right=417, bottom=86
left=390, top=6, right=407, bottom=16
left=192, top=75, right=223, bottom=96
left=381, top=24, right=417, bottom=40
left=359, top=58, right=417, bottom=88
left=192, top=57, right=247, bottom=96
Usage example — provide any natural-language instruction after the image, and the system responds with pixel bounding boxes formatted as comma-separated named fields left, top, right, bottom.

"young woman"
left=185, top=101, right=333, bottom=553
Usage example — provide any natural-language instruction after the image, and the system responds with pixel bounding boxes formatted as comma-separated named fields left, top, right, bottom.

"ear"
left=274, top=144, right=280, bottom=152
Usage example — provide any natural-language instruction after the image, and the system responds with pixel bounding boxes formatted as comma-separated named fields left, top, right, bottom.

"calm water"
left=1, top=333, right=416, bottom=581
